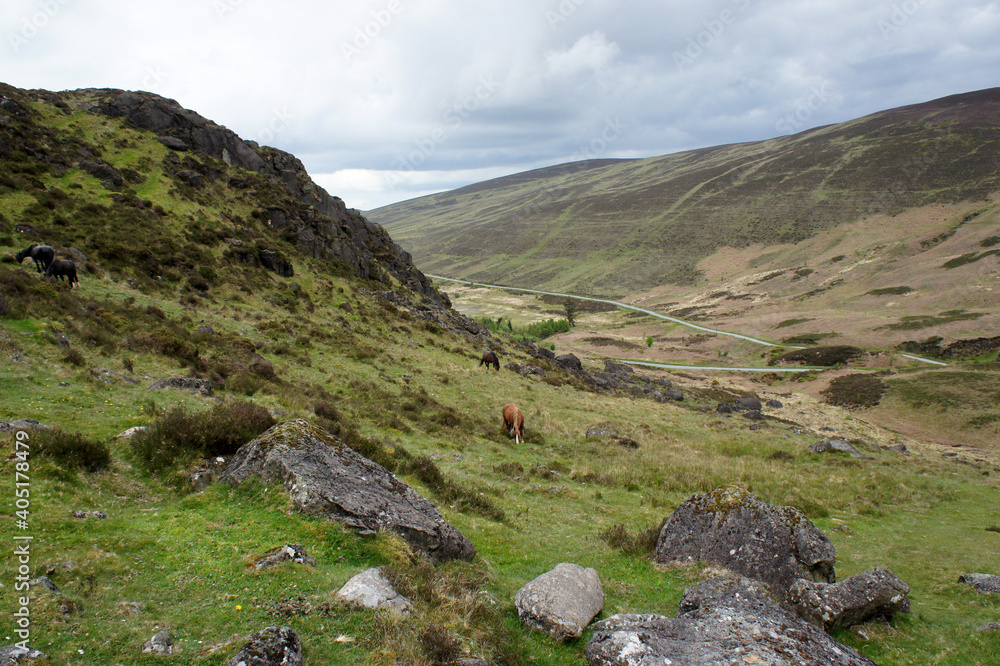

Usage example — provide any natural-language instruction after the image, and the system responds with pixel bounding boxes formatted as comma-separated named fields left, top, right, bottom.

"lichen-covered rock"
left=959, top=573, right=1000, bottom=594
left=586, top=576, right=877, bottom=666
left=787, top=567, right=910, bottom=630
left=0, top=644, right=48, bottom=664
left=515, top=563, right=604, bottom=641
left=141, top=630, right=174, bottom=656
left=337, top=567, right=414, bottom=615
left=224, top=626, right=302, bottom=666
left=220, top=419, right=475, bottom=562
left=654, top=484, right=835, bottom=597
left=250, top=544, right=316, bottom=570
left=148, top=377, right=212, bottom=396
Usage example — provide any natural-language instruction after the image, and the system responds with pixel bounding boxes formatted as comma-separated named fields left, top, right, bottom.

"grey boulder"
left=787, top=567, right=910, bottom=630
left=515, top=563, right=604, bottom=641
left=586, top=576, right=877, bottom=666
left=337, top=567, right=414, bottom=615
left=959, top=573, right=1000, bottom=594
left=654, top=484, right=835, bottom=597
left=220, top=419, right=475, bottom=562
left=224, top=626, right=302, bottom=666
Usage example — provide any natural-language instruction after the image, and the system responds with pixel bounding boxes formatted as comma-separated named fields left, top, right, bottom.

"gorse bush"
left=34, top=428, right=111, bottom=472
left=130, top=399, right=275, bottom=472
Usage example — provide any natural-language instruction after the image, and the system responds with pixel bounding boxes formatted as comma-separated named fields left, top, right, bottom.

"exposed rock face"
left=86, top=88, right=445, bottom=306
left=515, top=563, right=604, bottom=641
left=654, top=485, right=836, bottom=597
left=959, top=573, right=1000, bottom=594
left=337, top=567, right=414, bottom=615
left=787, top=567, right=910, bottom=630
left=555, top=353, right=583, bottom=372
left=148, top=377, right=212, bottom=396
left=220, top=419, right=475, bottom=562
left=224, top=626, right=302, bottom=666
left=587, top=576, right=877, bottom=666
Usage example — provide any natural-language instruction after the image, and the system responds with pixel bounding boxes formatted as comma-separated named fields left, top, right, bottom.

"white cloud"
left=3, top=0, right=998, bottom=210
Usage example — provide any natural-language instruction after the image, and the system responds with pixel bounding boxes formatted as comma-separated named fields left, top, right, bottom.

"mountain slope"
left=370, top=88, right=1000, bottom=296
left=2, top=83, right=1000, bottom=665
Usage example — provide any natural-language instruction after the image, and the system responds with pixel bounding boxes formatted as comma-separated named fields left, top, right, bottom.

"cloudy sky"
left=4, top=0, right=1000, bottom=210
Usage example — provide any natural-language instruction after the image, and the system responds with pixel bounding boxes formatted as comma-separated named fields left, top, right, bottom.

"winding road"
left=428, top=274, right=948, bottom=370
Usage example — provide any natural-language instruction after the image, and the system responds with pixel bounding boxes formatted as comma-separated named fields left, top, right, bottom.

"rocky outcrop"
left=84, top=88, right=446, bottom=306
left=810, top=438, right=870, bottom=459
left=148, top=377, right=212, bottom=396
left=0, top=645, right=49, bottom=664
left=959, top=573, right=1000, bottom=594
left=587, top=576, right=877, bottom=666
left=787, top=567, right=910, bottom=630
left=220, top=419, right=475, bottom=562
left=224, top=626, right=302, bottom=666
left=337, top=568, right=414, bottom=615
left=654, top=485, right=836, bottom=597
left=250, top=544, right=316, bottom=570
left=515, top=563, right=604, bottom=641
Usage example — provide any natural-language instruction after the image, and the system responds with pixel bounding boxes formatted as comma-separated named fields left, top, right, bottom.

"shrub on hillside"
left=598, top=523, right=661, bottom=556
left=821, top=374, right=887, bottom=409
left=34, top=429, right=111, bottom=472
left=130, top=399, right=275, bottom=472
left=769, top=345, right=865, bottom=367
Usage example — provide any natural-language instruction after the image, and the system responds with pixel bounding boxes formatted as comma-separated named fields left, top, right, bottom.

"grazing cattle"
left=45, top=259, right=79, bottom=288
left=15, top=244, right=55, bottom=274
left=479, top=350, right=500, bottom=371
left=502, top=403, right=525, bottom=444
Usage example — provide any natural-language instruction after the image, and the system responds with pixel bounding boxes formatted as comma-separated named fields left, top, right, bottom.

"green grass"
left=2, top=82, right=1000, bottom=665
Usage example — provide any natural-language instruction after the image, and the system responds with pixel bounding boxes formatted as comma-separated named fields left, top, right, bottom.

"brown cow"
left=502, top=403, right=525, bottom=444
left=479, top=350, right=499, bottom=371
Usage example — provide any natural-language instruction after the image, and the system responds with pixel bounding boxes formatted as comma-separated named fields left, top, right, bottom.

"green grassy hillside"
left=1, top=84, right=998, bottom=665
left=371, top=88, right=1000, bottom=297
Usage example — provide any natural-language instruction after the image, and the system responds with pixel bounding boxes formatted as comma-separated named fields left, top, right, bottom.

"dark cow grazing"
left=45, top=259, right=79, bottom=288
left=479, top=350, right=500, bottom=371
left=502, top=403, right=525, bottom=444
left=15, top=244, right=55, bottom=274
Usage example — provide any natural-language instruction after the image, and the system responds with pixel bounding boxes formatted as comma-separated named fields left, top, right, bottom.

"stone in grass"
left=786, top=567, right=911, bottom=630
left=959, top=573, right=1000, bottom=594
left=515, top=563, right=604, bottom=641
left=337, top=567, right=414, bottom=615
left=654, top=484, right=835, bottom=598
left=0, top=645, right=48, bottom=664
left=220, top=419, right=475, bottom=563
left=250, top=544, right=316, bottom=570
left=142, top=630, right=174, bottom=656
left=224, top=626, right=302, bottom=666
left=586, top=576, right=877, bottom=666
